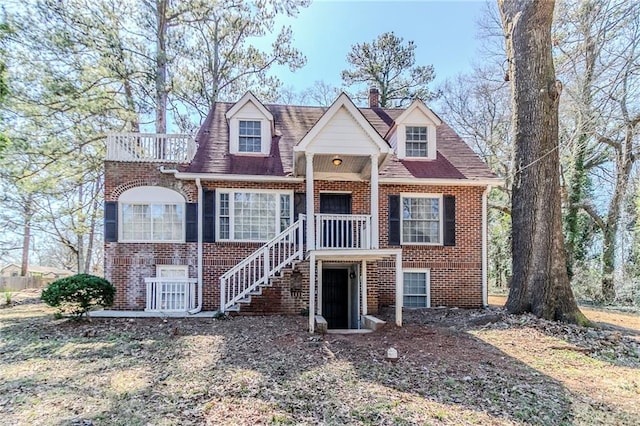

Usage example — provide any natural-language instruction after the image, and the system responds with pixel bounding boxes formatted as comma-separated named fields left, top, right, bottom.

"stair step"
left=249, top=289, right=263, bottom=296
left=226, top=305, right=240, bottom=312
left=237, top=297, right=251, bottom=304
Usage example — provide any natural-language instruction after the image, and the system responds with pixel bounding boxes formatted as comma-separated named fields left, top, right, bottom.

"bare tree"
left=439, top=65, right=513, bottom=290
left=303, top=81, right=340, bottom=107
left=555, top=0, right=640, bottom=301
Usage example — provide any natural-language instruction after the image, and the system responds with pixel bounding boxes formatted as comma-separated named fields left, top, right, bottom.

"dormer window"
left=226, top=92, right=274, bottom=156
left=405, top=126, right=428, bottom=157
left=390, top=99, right=442, bottom=161
left=239, top=120, right=262, bottom=153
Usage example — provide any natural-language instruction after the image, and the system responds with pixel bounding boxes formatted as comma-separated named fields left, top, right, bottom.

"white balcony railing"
left=144, top=277, right=199, bottom=312
left=315, top=214, right=371, bottom=250
left=106, top=133, right=197, bottom=163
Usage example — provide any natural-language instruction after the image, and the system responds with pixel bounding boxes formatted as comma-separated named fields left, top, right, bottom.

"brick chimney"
left=368, top=88, right=380, bottom=108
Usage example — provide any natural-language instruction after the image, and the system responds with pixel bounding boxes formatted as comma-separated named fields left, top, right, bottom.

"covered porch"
left=307, top=249, right=403, bottom=333
left=292, top=92, right=393, bottom=254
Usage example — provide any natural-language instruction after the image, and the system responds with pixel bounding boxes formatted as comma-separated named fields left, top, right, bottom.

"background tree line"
left=1, top=0, right=639, bottom=311
left=440, top=0, right=640, bottom=307
left=0, top=0, right=308, bottom=275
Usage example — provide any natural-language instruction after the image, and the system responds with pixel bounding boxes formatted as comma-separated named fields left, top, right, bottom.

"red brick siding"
left=104, top=162, right=485, bottom=312
left=378, top=185, right=484, bottom=308
left=105, top=161, right=197, bottom=202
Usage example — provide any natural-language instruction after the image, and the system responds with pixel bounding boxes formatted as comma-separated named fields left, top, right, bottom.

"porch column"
left=317, top=260, right=323, bottom=315
left=361, top=259, right=368, bottom=316
left=370, top=154, right=379, bottom=249
left=395, top=251, right=403, bottom=327
left=305, top=153, right=315, bottom=250
left=309, top=252, right=316, bottom=332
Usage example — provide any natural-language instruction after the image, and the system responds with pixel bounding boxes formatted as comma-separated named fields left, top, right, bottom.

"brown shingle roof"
left=187, top=102, right=496, bottom=181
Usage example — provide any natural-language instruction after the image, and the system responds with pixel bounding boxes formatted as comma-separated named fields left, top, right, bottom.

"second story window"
left=239, top=120, right=262, bottom=153
left=402, top=195, right=441, bottom=244
left=217, top=190, right=293, bottom=242
left=405, top=126, right=428, bottom=157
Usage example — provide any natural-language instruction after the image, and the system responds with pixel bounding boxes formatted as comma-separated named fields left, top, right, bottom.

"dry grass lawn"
left=0, top=291, right=638, bottom=425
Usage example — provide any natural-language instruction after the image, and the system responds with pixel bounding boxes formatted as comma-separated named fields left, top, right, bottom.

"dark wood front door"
left=320, top=194, right=352, bottom=248
left=320, top=193, right=352, bottom=214
left=322, top=268, right=349, bottom=329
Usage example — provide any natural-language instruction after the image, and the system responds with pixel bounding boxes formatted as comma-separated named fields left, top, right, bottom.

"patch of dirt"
left=1, top=296, right=639, bottom=425
left=489, top=294, right=640, bottom=336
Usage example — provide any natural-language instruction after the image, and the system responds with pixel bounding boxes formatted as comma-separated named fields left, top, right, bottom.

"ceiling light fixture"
left=332, top=157, right=343, bottom=166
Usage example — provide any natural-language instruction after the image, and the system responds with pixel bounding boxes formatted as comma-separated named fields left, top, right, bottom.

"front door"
left=320, top=193, right=352, bottom=248
left=322, top=268, right=349, bottom=329
left=320, top=193, right=352, bottom=215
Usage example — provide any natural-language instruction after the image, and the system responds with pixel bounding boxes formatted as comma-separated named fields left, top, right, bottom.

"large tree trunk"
left=499, top=0, right=587, bottom=324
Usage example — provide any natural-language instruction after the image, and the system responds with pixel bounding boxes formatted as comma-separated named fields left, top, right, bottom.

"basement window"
left=403, top=270, right=430, bottom=308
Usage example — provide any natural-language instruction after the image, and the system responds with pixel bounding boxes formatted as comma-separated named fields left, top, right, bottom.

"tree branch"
left=577, top=203, right=606, bottom=231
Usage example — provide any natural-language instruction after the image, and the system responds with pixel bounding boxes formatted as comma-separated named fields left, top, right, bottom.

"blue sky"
left=260, top=0, right=490, bottom=94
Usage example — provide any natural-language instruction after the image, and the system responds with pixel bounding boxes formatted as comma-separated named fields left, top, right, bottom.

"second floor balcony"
left=106, top=133, right=197, bottom=163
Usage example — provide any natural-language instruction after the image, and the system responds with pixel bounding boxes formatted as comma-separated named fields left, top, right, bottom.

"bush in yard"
left=41, top=274, right=115, bottom=319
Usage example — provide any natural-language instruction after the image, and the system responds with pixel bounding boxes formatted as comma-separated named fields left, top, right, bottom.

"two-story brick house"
left=103, top=89, right=500, bottom=332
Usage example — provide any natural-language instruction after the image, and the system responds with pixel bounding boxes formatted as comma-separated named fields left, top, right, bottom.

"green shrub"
left=41, top=274, right=115, bottom=319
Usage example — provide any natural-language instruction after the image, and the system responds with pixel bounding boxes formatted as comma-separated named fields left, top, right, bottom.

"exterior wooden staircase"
left=219, top=215, right=306, bottom=313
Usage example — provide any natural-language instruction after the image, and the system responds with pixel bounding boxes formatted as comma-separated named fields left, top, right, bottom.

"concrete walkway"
left=89, top=310, right=219, bottom=318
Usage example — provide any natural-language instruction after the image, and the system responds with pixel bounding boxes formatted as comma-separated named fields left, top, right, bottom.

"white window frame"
left=119, top=186, right=186, bottom=243
left=403, top=268, right=431, bottom=308
left=216, top=189, right=294, bottom=243
left=400, top=193, right=443, bottom=246
left=154, top=265, right=191, bottom=312
left=397, top=123, right=437, bottom=160
left=229, top=118, right=271, bottom=156
left=156, top=265, right=189, bottom=278
left=405, top=126, right=428, bottom=157
left=238, top=120, right=263, bottom=153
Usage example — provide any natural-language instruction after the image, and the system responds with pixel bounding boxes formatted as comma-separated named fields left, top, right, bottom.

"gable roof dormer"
left=225, top=91, right=273, bottom=156
left=295, top=93, right=391, bottom=154
left=388, top=99, right=442, bottom=161
left=293, top=92, right=392, bottom=176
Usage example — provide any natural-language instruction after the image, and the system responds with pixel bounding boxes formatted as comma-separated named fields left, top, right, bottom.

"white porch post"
left=370, top=154, right=379, bottom=249
left=309, top=252, right=316, bottom=333
left=305, top=153, right=315, bottom=250
left=361, top=259, right=368, bottom=316
left=395, top=251, right=403, bottom=327
left=317, top=260, right=323, bottom=315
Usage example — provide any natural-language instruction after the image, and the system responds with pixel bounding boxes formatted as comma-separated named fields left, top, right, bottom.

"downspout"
left=159, top=167, right=203, bottom=314
left=482, top=186, right=491, bottom=307
left=189, top=177, right=203, bottom=314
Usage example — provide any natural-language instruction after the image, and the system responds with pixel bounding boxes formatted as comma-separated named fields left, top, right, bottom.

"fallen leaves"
left=1, top=298, right=639, bottom=425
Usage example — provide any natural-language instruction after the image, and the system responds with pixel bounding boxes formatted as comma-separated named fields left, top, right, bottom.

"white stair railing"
left=220, top=215, right=306, bottom=312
